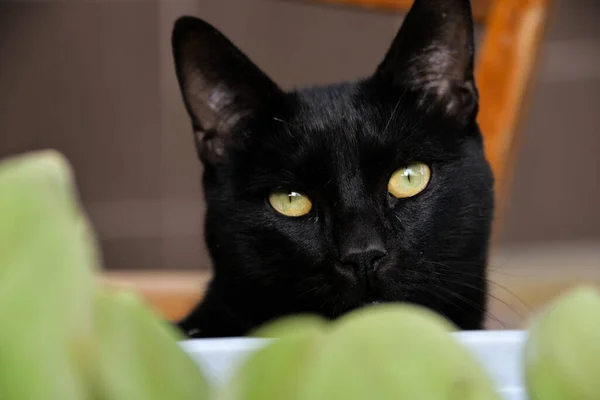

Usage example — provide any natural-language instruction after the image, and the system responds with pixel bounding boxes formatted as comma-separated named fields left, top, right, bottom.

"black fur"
left=172, top=0, right=494, bottom=338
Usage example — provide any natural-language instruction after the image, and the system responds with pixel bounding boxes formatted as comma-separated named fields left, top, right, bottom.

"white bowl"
left=181, top=330, right=528, bottom=400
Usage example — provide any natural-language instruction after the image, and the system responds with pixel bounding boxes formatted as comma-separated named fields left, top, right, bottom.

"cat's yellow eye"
left=268, top=190, right=313, bottom=217
left=388, top=163, right=431, bottom=198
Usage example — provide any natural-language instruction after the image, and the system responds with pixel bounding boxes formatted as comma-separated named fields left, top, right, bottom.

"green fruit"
left=250, top=314, right=328, bottom=339
left=0, top=150, right=98, bottom=400
left=0, top=150, right=211, bottom=400
left=299, top=304, right=500, bottom=400
left=92, top=290, right=211, bottom=400
left=220, top=329, right=325, bottom=400
left=525, top=285, right=600, bottom=400
left=224, top=303, right=499, bottom=400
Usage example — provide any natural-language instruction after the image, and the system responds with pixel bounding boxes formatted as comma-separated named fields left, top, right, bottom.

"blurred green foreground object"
left=3, top=150, right=600, bottom=400
left=525, top=286, right=600, bottom=400
left=223, top=305, right=501, bottom=400
left=0, top=150, right=210, bottom=400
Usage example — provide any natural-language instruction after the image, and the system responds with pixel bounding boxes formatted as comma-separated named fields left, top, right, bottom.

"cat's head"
left=172, top=0, right=494, bottom=330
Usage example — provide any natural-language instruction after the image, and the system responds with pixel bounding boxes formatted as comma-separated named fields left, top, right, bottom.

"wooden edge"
left=99, top=269, right=598, bottom=329
left=287, top=0, right=491, bottom=22
left=475, top=0, right=553, bottom=239
left=99, top=271, right=210, bottom=322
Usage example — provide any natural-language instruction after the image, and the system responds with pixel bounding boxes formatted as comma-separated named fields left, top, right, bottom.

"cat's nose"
left=340, top=243, right=387, bottom=271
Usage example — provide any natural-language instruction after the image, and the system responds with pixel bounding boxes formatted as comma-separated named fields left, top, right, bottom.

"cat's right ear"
left=374, top=0, right=478, bottom=124
left=172, top=17, right=284, bottom=164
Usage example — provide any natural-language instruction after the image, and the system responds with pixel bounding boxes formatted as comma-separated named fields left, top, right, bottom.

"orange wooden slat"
left=99, top=271, right=209, bottom=322
left=298, top=0, right=492, bottom=22
left=475, top=0, right=552, bottom=229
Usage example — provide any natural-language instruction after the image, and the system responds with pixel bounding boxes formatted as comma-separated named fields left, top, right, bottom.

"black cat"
left=171, top=0, right=494, bottom=338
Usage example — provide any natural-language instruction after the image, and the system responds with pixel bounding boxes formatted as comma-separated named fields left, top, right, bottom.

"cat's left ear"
left=375, top=0, right=478, bottom=122
left=172, top=17, right=285, bottom=164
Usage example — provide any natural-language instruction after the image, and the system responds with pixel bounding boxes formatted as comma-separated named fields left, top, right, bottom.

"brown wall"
left=0, top=2, right=164, bottom=268
left=0, top=0, right=598, bottom=271
left=502, top=0, right=600, bottom=242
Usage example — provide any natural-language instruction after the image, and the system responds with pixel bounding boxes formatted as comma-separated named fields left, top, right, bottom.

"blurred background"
left=1, top=0, right=598, bottom=326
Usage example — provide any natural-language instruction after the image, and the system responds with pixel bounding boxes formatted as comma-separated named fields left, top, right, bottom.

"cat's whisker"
left=407, top=282, right=455, bottom=322
left=487, top=265, right=538, bottom=278
left=380, top=93, right=404, bottom=137
left=422, top=266, right=513, bottom=324
left=296, top=282, right=327, bottom=298
left=484, top=279, right=532, bottom=312
left=272, top=116, right=302, bottom=131
left=430, top=284, right=508, bottom=329
left=426, top=260, right=532, bottom=312
left=431, top=273, right=528, bottom=319
left=434, top=258, right=536, bottom=278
